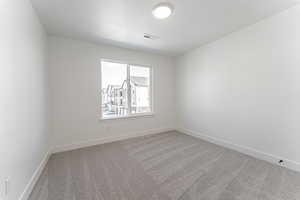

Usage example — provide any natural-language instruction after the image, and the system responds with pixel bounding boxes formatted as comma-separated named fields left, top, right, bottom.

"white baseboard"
left=17, top=127, right=174, bottom=200
left=18, top=150, right=51, bottom=200
left=16, top=127, right=300, bottom=200
left=177, top=127, right=300, bottom=172
left=52, top=127, right=175, bottom=153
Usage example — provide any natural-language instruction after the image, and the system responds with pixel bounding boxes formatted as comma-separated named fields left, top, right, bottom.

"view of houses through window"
left=101, top=61, right=151, bottom=119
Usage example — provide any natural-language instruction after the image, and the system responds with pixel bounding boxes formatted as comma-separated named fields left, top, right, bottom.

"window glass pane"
left=101, top=61, right=128, bottom=118
left=130, top=65, right=151, bottom=114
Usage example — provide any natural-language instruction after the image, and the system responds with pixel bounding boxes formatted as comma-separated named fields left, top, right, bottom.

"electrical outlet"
left=278, top=160, right=285, bottom=166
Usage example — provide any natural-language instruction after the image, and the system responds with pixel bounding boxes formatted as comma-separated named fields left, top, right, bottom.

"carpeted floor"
left=29, top=131, right=300, bottom=200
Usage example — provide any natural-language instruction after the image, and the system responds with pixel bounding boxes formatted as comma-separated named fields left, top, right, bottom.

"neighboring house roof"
left=104, top=77, right=148, bottom=94
left=105, top=85, right=122, bottom=94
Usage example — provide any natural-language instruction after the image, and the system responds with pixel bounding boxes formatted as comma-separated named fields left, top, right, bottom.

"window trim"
left=99, top=58, right=154, bottom=120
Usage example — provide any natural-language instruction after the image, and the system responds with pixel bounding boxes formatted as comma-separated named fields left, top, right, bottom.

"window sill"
left=99, top=112, right=154, bottom=121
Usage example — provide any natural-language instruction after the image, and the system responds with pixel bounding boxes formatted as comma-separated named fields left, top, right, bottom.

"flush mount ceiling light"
left=152, top=3, right=174, bottom=19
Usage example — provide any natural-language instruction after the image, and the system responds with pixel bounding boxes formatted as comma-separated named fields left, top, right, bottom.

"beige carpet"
left=29, top=131, right=300, bottom=200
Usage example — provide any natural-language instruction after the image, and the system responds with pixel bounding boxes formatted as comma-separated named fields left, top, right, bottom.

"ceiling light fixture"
left=152, top=3, right=174, bottom=19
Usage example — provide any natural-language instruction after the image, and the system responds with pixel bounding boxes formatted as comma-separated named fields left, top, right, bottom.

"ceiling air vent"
left=143, top=33, right=159, bottom=40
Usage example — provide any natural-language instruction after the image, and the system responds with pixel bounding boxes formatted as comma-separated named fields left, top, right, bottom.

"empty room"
left=2, top=0, right=300, bottom=199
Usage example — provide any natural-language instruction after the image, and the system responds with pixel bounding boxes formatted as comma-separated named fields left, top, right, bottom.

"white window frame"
left=99, top=59, right=154, bottom=120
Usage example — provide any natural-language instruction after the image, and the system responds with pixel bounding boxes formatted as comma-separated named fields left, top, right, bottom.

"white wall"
left=0, top=0, right=49, bottom=200
left=176, top=5, right=300, bottom=169
left=48, top=36, right=176, bottom=149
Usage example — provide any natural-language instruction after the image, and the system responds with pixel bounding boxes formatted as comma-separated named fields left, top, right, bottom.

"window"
left=100, top=60, right=152, bottom=119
